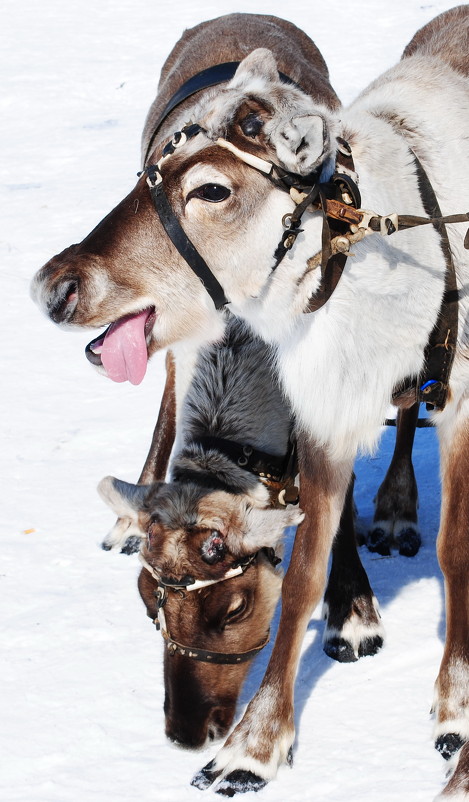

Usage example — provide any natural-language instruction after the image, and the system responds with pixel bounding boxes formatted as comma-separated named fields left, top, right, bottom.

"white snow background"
left=1, top=1, right=460, bottom=800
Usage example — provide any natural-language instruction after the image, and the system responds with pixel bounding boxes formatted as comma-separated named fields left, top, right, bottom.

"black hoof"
left=287, top=746, right=294, bottom=767
left=101, top=541, right=112, bottom=551
left=323, top=636, right=358, bottom=663
left=367, top=527, right=391, bottom=556
left=435, top=733, right=465, bottom=760
left=216, top=770, right=267, bottom=796
left=120, top=536, right=142, bottom=555
left=191, top=759, right=223, bottom=790
left=396, top=527, right=421, bottom=557
left=357, top=635, right=383, bottom=658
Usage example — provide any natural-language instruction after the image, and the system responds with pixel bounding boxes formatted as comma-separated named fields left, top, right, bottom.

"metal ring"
left=146, top=171, right=162, bottom=189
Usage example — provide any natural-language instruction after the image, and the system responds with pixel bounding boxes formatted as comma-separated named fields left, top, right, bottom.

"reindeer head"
left=31, top=47, right=339, bottom=383
left=98, top=475, right=303, bottom=747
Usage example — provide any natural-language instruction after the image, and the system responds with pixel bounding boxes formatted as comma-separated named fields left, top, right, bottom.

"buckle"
left=145, top=164, right=162, bottom=188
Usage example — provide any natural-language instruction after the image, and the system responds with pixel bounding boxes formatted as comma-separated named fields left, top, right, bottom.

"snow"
left=1, top=1, right=459, bottom=800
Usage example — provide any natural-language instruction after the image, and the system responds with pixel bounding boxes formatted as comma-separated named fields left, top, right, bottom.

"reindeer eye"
left=146, top=520, right=159, bottom=545
left=187, top=184, right=231, bottom=203
left=201, top=530, right=226, bottom=564
left=240, top=112, right=263, bottom=138
left=225, top=598, right=247, bottom=624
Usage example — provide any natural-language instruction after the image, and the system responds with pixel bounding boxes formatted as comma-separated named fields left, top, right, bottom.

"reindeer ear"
left=233, top=102, right=329, bottom=175
left=269, top=113, right=329, bottom=175
left=226, top=504, right=304, bottom=557
left=200, top=531, right=226, bottom=564
left=235, top=98, right=271, bottom=141
left=97, top=476, right=149, bottom=519
left=229, top=48, right=279, bottom=91
left=227, top=49, right=335, bottom=176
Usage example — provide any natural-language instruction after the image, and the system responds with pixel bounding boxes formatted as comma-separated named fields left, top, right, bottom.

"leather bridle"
left=142, top=119, right=330, bottom=309
left=139, top=550, right=275, bottom=664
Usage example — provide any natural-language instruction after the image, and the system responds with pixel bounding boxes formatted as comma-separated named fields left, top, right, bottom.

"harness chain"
left=192, top=434, right=299, bottom=506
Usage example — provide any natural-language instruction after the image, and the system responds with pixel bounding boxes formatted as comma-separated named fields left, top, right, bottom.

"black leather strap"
left=193, top=435, right=295, bottom=483
left=162, top=628, right=270, bottom=664
left=144, top=61, right=299, bottom=165
left=304, top=174, right=361, bottom=314
left=148, top=177, right=229, bottom=310
left=395, top=152, right=459, bottom=411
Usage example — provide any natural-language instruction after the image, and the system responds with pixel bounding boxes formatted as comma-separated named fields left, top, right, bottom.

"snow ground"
left=1, top=1, right=461, bottom=800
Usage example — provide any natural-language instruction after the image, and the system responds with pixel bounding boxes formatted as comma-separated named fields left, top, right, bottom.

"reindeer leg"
left=433, top=416, right=469, bottom=763
left=101, top=350, right=177, bottom=552
left=434, top=741, right=469, bottom=800
left=192, top=438, right=352, bottom=795
left=323, top=476, right=384, bottom=662
left=368, top=402, right=421, bottom=557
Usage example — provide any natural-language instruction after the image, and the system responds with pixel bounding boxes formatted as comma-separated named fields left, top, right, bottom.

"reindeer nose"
left=47, top=277, right=80, bottom=324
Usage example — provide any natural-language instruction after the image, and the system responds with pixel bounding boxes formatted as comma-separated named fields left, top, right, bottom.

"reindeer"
left=31, top=8, right=468, bottom=797
left=98, top=315, right=384, bottom=746
left=98, top=316, right=302, bottom=748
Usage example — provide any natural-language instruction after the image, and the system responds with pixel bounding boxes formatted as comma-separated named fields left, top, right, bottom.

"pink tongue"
left=100, top=309, right=151, bottom=385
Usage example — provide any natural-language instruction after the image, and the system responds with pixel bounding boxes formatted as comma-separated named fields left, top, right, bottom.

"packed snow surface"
left=2, top=1, right=459, bottom=800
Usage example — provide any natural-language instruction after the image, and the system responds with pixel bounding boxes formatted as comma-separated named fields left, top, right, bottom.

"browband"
left=144, top=61, right=299, bottom=166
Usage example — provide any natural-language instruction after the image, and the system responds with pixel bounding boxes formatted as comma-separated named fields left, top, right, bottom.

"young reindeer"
left=98, top=316, right=302, bottom=748
left=31, top=9, right=467, bottom=797
left=98, top=315, right=383, bottom=746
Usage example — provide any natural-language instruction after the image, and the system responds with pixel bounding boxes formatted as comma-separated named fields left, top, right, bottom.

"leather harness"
left=190, top=434, right=299, bottom=506
left=140, top=551, right=273, bottom=665
left=143, top=61, right=300, bottom=167
left=142, top=61, right=469, bottom=413
left=140, top=63, right=469, bottom=660
left=140, top=429, right=298, bottom=664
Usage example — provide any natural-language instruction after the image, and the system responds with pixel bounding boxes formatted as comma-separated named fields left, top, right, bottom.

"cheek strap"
left=145, top=160, right=229, bottom=310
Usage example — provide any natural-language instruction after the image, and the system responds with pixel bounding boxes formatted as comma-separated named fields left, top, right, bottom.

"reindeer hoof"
left=396, top=527, right=421, bottom=557
left=216, top=770, right=267, bottom=796
left=191, top=759, right=223, bottom=790
left=120, top=536, right=142, bottom=555
left=367, top=527, right=391, bottom=556
left=435, top=733, right=465, bottom=760
left=323, top=636, right=358, bottom=663
left=357, top=635, right=383, bottom=657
